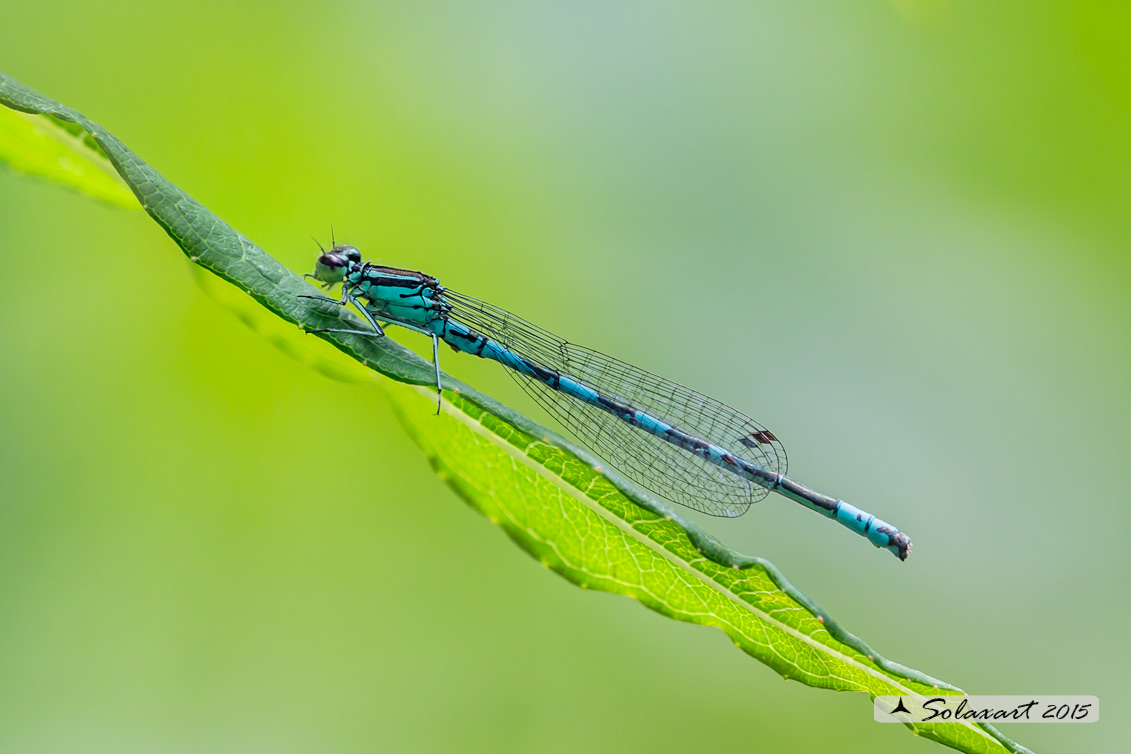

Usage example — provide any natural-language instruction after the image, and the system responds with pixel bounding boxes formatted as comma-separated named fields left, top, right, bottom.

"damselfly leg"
left=301, top=290, right=444, bottom=413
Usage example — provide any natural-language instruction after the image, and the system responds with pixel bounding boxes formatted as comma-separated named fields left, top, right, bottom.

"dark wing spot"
left=740, top=430, right=779, bottom=448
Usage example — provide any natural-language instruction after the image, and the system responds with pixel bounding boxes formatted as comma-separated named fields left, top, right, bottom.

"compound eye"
left=343, top=246, right=361, bottom=264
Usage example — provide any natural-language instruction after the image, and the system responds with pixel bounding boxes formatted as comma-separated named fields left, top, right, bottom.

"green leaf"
left=0, top=104, right=137, bottom=208
left=0, top=71, right=1035, bottom=754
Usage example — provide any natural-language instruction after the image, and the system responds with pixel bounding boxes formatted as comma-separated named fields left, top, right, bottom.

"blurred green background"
left=1, top=2, right=1127, bottom=752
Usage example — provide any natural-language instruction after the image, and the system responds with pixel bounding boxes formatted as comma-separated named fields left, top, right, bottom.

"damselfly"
left=301, top=244, right=911, bottom=560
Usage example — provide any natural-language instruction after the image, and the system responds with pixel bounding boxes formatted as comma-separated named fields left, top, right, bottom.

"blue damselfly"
left=301, top=244, right=911, bottom=560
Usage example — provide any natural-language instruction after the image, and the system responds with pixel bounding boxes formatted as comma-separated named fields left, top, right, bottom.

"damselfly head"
left=312, top=245, right=362, bottom=284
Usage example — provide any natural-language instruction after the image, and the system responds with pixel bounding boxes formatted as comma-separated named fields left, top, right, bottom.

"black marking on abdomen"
left=735, top=456, right=782, bottom=489
left=664, top=426, right=709, bottom=456
left=597, top=394, right=634, bottom=419
left=664, top=427, right=684, bottom=440
left=451, top=329, right=480, bottom=344
left=527, top=362, right=559, bottom=384
left=442, top=322, right=488, bottom=353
